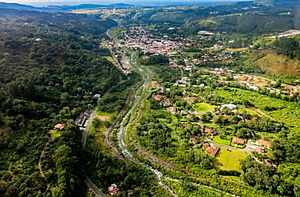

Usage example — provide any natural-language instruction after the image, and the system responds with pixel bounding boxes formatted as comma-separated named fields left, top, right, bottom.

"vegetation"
left=0, top=9, right=128, bottom=196
left=216, top=148, right=248, bottom=172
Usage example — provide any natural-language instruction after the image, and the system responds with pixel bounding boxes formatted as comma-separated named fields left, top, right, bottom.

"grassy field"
left=213, top=136, right=231, bottom=146
left=96, top=111, right=114, bottom=122
left=216, top=148, right=248, bottom=171
left=49, top=129, right=61, bottom=138
left=246, top=51, right=300, bottom=77
left=194, top=102, right=215, bottom=113
left=226, top=47, right=248, bottom=52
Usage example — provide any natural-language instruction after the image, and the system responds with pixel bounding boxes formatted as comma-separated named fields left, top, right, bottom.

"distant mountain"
left=255, top=0, right=300, bottom=4
left=47, top=3, right=133, bottom=11
left=0, top=2, right=134, bottom=12
left=0, top=2, right=50, bottom=11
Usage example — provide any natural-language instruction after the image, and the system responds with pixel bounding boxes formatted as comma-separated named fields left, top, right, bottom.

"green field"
left=96, top=111, right=115, bottom=122
left=49, top=129, right=61, bottom=138
left=216, top=148, right=248, bottom=171
left=194, top=102, right=215, bottom=113
left=213, top=136, right=231, bottom=146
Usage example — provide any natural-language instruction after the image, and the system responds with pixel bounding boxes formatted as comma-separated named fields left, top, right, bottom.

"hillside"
left=246, top=51, right=300, bottom=77
left=0, top=9, right=124, bottom=196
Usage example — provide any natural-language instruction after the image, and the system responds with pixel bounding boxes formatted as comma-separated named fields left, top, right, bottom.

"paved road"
left=85, top=175, right=106, bottom=197
left=82, top=110, right=96, bottom=149
left=80, top=109, right=107, bottom=197
left=208, top=139, right=251, bottom=152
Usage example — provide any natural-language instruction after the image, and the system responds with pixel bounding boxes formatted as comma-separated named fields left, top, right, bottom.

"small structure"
left=204, top=128, right=216, bottom=136
left=54, top=123, right=64, bottom=130
left=206, top=145, right=220, bottom=157
left=108, top=184, right=119, bottom=196
left=198, top=30, right=214, bottom=35
left=191, top=136, right=199, bottom=145
left=256, top=147, right=266, bottom=155
left=153, top=94, right=162, bottom=101
left=164, top=98, right=173, bottom=107
left=232, top=136, right=245, bottom=145
left=256, top=139, right=271, bottom=149
left=167, top=106, right=176, bottom=114
left=221, top=104, right=237, bottom=111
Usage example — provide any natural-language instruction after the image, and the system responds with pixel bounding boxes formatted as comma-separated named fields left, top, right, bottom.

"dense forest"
left=273, top=37, right=300, bottom=60
left=0, top=9, right=132, bottom=196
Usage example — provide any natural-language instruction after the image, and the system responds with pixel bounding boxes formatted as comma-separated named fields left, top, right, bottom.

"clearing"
left=216, top=148, right=248, bottom=172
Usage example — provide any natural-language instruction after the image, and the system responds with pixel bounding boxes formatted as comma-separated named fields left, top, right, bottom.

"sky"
left=0, top=0, right=240, bottom=6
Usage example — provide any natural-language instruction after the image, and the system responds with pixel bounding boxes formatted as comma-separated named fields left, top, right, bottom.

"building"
left=232, top=136, right=245, bottom=145
left=256, top=147, right=266, bottom=155
left=256, top=139, right=271, bottom=149
left=54, top=123, right=64, bottom=130
left=204, top=128, right=216, bottom=136
left=191, top=136, right=200, bottom=145
left=164, top=98, right=173, bottom=107
left=153, top=94, right=162, bottom=101
left=167, top=107, right=176, bottom=114
left=221, top=104, right=237, bottom=111
left=206, top=145, right=220, bottom=157
left=108, top=184, right=119, bottom=196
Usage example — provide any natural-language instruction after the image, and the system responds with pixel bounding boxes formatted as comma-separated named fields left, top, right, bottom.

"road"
left=82, top=110, right=96, bottom=149
left=85, top=175, right=106, bottom=197
left=80, top=109, right=106, bottom=197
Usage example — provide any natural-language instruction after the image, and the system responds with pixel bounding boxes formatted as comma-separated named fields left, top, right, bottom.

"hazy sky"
left=0, top=0, right=238, bottom=6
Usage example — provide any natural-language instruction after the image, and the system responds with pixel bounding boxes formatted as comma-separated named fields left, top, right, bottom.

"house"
left=164, top=98, right=173, bottom=107
left=232, top=136, right=245, bottom=145
left=206, top=145, right=220, bottom=157
left=204, top=142, right=210, bottom=148
left=198, top=30, right=214, bottom=35
left=204, top=128, right=216, bottom=136
left=256, top=147, right=266, bottom=155
left=54, top=123, right=64, bottom=130
left=257, top=139, right=271, bottom=149
left=108, top=184, right=119, bottom=196
left=221, top=104, right=237, bottom=110
left=191, top=136, right=199, bottom=145
left=153, top=94, right=162, bottom=101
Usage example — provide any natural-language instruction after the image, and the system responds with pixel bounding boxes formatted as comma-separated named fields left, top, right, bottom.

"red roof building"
left=153, top=94, right=162, bottom=101
left=108, top=184, right=119, bottom=196
left=206, top=146, right=220, bottom=157
left=232, top=136, right=245, bottom=145
left=54, top=123, right=64, bottom=130
left=257, top=140, right=271, bottom=149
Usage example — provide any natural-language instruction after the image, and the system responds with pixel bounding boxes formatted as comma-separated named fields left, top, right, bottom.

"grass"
left=194, top=102, right=215, bottom=113
left=226, top=47, right=248, bottom=52
left=246, top=50, right=300, bottom=77
left=213, top=136, right=231, bottom=146
left=237, top=105, right=258, bottom=116
left=49, top=129, right=61, bottom=138
left=96, top=111, right=114, bottom=122
left=231, top=144, right=246, bottom=149
left=216, top=148, right=248, bottom=172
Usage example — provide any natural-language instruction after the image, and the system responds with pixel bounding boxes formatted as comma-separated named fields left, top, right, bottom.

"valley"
left=0, top=1, right=300, bottom=197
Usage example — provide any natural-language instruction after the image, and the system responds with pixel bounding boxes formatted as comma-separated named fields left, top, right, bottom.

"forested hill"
left=136, top=1, right=298, bottom=35
left=0, top=9, right=126, bottom=196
